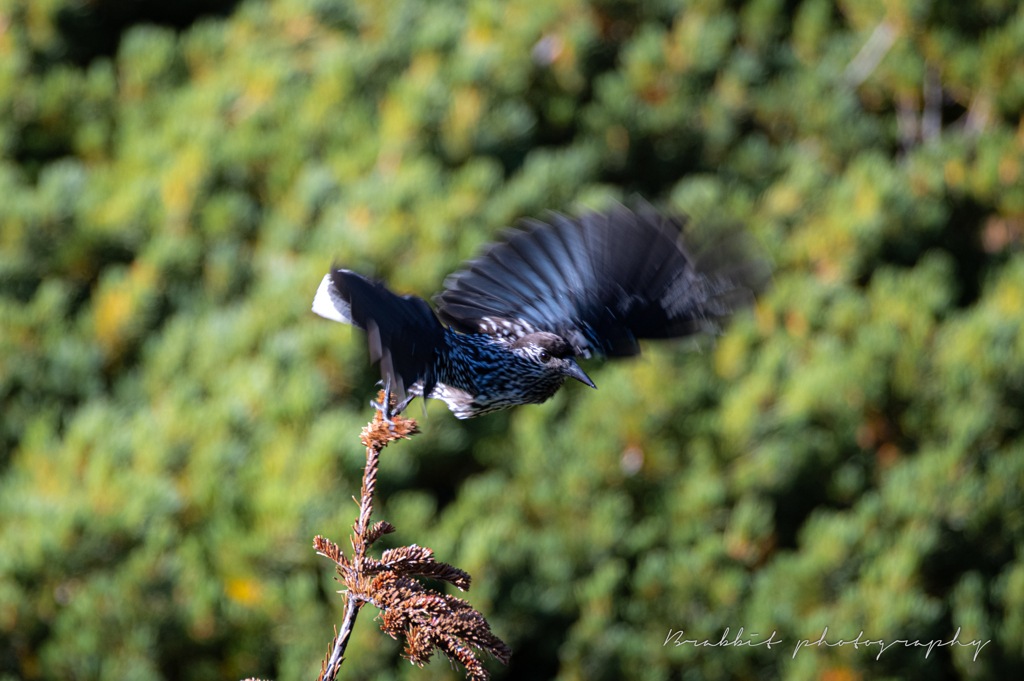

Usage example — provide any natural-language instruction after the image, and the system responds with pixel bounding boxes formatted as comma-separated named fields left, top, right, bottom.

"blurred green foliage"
left=2, top=0, right=1024, bottom=679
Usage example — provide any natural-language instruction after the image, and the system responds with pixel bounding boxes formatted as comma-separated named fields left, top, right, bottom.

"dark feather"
left=435, top=201, right=769, bottom=358
left=328, top=269, right=448, bottom=401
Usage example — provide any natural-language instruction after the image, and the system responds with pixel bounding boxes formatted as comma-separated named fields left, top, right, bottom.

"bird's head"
left=510, top=332, right=596, bottom=388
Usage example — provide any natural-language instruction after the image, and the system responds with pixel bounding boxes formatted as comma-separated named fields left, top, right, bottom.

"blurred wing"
left=435, top=202, right=769, bottom=358
left=313, top=269, right=448, bottom=401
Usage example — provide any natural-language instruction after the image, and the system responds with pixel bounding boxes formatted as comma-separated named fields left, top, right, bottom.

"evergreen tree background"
left=2, top=0, right=1023, bottom=679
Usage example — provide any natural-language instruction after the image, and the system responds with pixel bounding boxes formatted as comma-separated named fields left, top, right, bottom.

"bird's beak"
left=564, top=359, right=596, bottom=389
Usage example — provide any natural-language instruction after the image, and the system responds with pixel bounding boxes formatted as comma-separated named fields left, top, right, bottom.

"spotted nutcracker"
left=312, top=202, right=768, bottom=420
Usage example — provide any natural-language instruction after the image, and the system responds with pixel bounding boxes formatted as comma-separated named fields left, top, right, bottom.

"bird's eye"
left=539, top=350, right=550, bottom=362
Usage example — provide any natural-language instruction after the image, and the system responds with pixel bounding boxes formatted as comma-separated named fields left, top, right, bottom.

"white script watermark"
left=664, top=626, right=991, bottom=662
left=663, top=627, right=784, bottom=650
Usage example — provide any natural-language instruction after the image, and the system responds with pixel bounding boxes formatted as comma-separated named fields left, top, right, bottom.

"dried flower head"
left=314, top=391, right=509, bottom=681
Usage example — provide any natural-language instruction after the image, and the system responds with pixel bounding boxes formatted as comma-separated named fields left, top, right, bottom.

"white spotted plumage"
left=478, top=316, right=539, bottom=340
left=403, top=330, right=585, bottom=419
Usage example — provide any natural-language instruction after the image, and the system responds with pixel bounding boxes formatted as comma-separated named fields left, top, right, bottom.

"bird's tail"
left=313, top=269, right=447, bottom=401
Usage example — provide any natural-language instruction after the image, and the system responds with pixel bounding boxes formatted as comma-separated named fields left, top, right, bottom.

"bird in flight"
left=312, top=202, right=768, bottom=420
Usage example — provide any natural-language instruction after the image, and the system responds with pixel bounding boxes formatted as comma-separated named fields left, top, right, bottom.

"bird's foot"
left=369, top=376, right=393, bottom=423
left=370, top=376, right=414, bottom=428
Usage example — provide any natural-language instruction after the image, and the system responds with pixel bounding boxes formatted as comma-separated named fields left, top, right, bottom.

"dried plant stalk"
left=315, top=391, right=510, bottom=681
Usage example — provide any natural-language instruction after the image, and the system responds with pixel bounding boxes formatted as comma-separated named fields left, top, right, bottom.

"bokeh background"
left=2, top=0, right=1023, bottom=679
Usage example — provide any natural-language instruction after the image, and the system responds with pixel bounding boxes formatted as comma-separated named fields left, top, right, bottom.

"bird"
left=312, top=201, right=769, bottom=420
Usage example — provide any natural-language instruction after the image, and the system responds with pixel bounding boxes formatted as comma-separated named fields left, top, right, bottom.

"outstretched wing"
left=312, top=269, right=448, bottom=400
left=435, top=202, right=769, bottom=358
